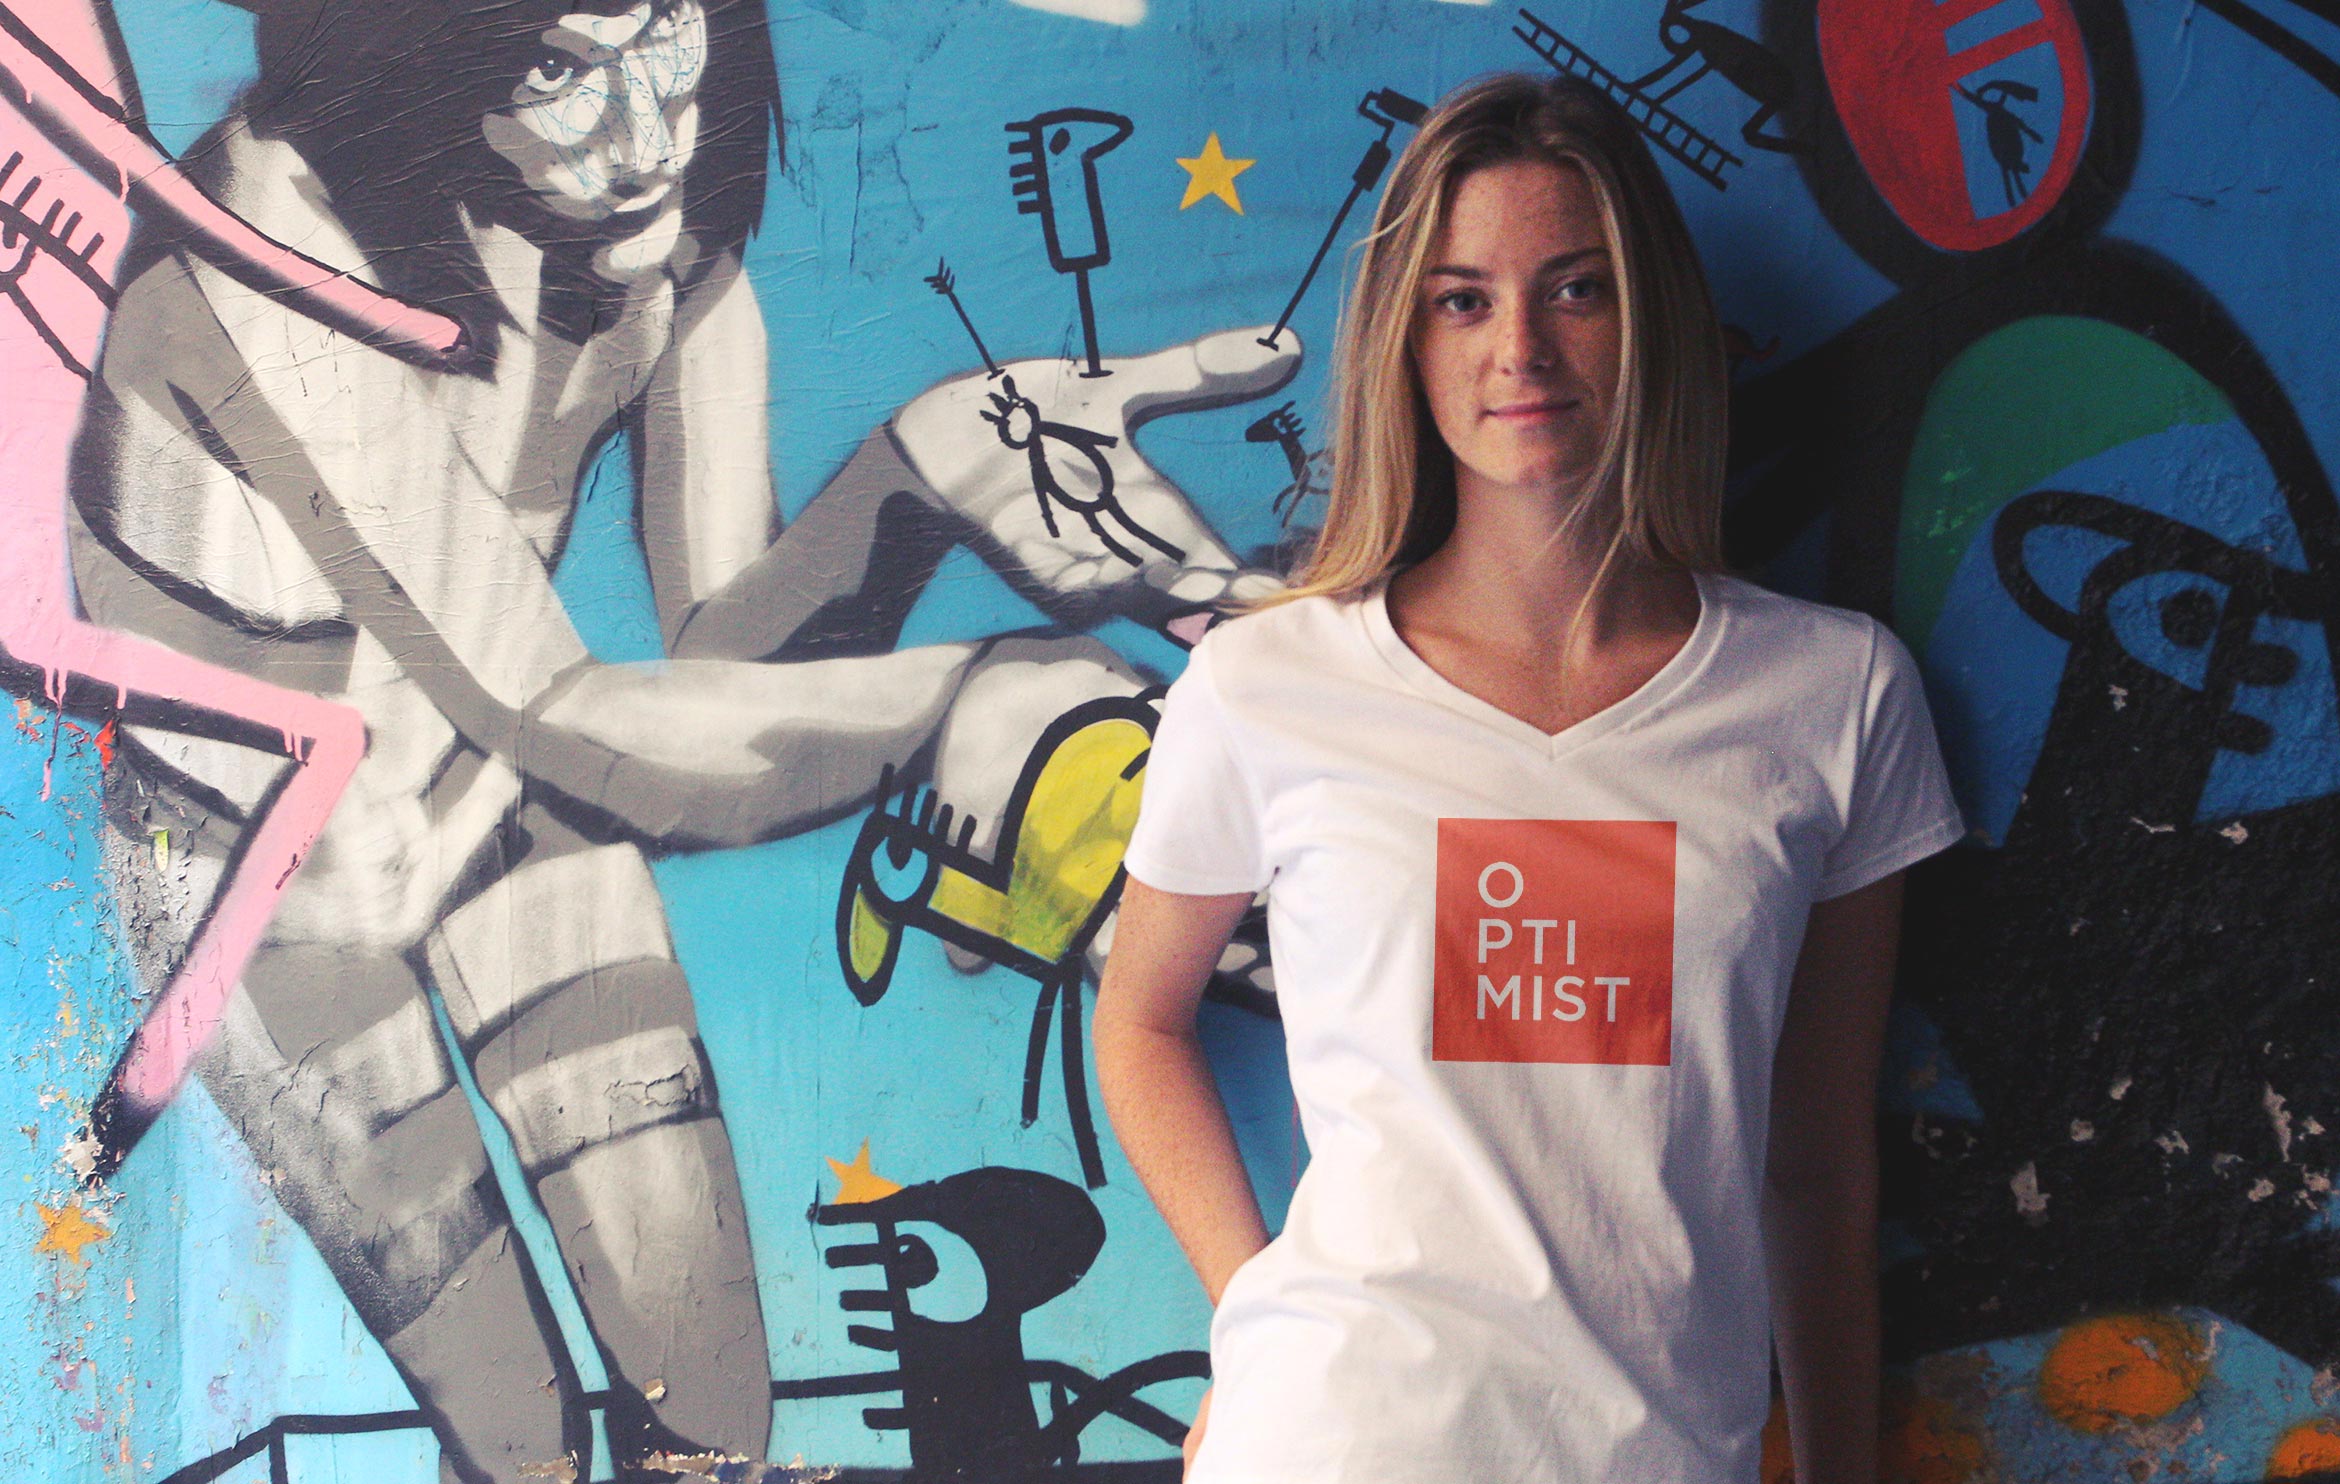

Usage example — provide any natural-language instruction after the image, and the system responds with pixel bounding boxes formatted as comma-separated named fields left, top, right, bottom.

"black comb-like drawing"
left=1006, top=107, right=1133, bottom=379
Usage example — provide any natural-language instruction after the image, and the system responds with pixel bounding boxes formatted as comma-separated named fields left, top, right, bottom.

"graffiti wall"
left=3, top=0, right=2338, bottom=1479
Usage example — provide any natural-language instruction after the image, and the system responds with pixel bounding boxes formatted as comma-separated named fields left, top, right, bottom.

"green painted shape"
left=1897, top=316, right=2234, bottom=643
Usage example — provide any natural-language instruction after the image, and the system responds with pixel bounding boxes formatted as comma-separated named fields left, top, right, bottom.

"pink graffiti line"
left=0, top=0, right=466, bottom=1178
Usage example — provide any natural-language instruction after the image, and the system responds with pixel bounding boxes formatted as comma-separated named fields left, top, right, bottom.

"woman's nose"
left=608, top=54, right=678, bottom=175
left=1496, top=299, right=1555, bottom=374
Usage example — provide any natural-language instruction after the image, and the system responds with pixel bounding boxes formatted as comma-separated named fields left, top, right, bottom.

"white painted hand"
left=890, top=326, right=1302, bottom=627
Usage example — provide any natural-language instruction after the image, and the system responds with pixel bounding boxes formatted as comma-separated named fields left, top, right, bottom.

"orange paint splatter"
left=93, top=717, right=115, bottom=768
left=34, top=1201, right=111, bottom=1265
left=2037, top=1313, right=2208, bottom=1433
left=2269, top=1418, right=2340, bottom=1478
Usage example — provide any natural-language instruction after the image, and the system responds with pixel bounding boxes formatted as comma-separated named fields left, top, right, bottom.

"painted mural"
left=3, top=0, right=2339, bottom=1480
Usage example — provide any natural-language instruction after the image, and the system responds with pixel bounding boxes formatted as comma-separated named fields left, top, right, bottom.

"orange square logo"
left=1431, top=819, right=1676, bottom=1066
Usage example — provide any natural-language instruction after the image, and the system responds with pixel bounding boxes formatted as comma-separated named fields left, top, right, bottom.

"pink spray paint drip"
left=0, top=0, right=467, bottom=1178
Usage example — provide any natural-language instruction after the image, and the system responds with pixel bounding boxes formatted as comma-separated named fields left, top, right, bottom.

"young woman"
left=1095, top=73, right=1964, bottom=1482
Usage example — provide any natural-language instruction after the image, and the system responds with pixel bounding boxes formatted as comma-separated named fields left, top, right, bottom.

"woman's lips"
left=1486, top=399, right=1578, bottom=422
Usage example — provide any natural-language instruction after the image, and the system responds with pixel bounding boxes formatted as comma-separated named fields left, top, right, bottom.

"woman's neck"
left=1391, top=474, right=1692, bottom=662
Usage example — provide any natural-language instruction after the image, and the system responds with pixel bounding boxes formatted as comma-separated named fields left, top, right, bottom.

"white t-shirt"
left=1119, top=571, right=1965, bottom=1484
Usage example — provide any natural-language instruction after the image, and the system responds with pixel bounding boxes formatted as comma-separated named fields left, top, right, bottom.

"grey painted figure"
left=67, top=1, right=1292, bottom=1478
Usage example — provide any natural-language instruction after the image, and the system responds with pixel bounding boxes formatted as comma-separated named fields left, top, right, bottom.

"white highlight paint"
left=1009, top=0, right=1147, bottom=22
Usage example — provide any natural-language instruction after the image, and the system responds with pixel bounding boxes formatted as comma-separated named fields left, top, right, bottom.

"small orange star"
left=35, top=1201, right=110, bottom=1265
left=825, top=1140, right=904, bottom=1206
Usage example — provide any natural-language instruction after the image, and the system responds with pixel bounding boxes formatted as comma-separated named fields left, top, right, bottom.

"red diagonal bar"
left=1948, top=17, right=2055, bottom=78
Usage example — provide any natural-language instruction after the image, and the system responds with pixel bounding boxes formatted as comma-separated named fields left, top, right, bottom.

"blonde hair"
left=1261, top=71, right=1729, bottom=613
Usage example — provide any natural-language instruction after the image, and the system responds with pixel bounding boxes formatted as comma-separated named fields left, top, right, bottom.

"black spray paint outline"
left=1006, top=107, right=1132, bottom=379
left=926, top=257, right=1001, bottom=378
left=979, top=372, right=1186, bottom=566
left=1514, top=6, right=1748, bottom=189
left=1244, top=401, right=1324, bottom=527
left=834, top=693, right=1164, bottom=1189
left=1259, top=88, right=1425, bottom=351
left=798, top=1165, right=1206, bottom=1474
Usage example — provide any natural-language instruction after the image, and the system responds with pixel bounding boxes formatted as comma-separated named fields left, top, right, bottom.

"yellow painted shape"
left=847, top=888, right=896, bottom=982
left=35, top=1201, right=110, bottom=1264
left=826, top=1140, right=904, bottom=1205
left=928, top=715, right=1151, bottom=964
left=1176, top=132, right=1255, bottom=213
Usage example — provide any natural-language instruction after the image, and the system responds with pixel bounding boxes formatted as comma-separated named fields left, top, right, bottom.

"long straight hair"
left=1265, top=72, right=1728, bottom=619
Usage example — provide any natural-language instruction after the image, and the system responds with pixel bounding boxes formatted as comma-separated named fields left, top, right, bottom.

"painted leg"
left=431, top=827, right=771, bottom=1474
left=99, top=792, right=584, bottom=1481
left=201, top=946, right=587, bottom=1483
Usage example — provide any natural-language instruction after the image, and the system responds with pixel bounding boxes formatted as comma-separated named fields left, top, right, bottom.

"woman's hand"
left=1183, top=1384, right=1214, bottom=1477
left=889, top=328, right=1301, bottom=628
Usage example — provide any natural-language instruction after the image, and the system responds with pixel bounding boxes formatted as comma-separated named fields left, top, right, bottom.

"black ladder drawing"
left=1513, top=8, right=1745, bottom=190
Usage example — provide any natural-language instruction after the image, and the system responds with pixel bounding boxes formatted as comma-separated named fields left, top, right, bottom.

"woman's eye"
left=1434, top=291, right=1486, bottom=315
left=1551, top=277, right=1607, bottom=304
left=523, top=53, right=577, bottom=93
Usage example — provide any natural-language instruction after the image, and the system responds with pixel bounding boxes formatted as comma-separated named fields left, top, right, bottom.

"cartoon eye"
left=2105, top=571, right=2224, bottom=691
left=863, top=831, right=935, bottom=907
left=524, top=52, right=578, bottom=94
left=890, top=1221, right=989, bottom=1324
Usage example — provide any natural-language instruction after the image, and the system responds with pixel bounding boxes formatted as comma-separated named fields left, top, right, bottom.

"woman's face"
left=1410, top=158, right=1623, bottom=506
left=481, top=0, right=707, bottom=224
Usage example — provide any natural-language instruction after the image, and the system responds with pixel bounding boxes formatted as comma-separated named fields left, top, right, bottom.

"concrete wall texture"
left=3, top=0, right=2337, bottom=1479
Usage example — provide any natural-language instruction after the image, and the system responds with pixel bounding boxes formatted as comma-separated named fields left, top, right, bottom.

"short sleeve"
left=1814, top=619, right=1968, bottom=900
left=1122, top=640, right=1270, bottom=896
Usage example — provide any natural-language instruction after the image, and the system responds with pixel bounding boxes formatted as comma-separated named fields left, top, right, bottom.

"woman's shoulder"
left=1191, top=587, right=1368, bottom=671
left=1706, top=571, right=1888, bottom=666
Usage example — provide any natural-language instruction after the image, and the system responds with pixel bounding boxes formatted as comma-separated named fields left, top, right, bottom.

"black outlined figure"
left=1956, top=79, right=2046, bottom=210
left=1259, top=88, right=1424, bottom=351
left=1515, top=7, right=1746, bottom=189
left=1244, top=401, right=1324, bottom=525
left=1007, top=107, right=1132, bottom=379
left=837, top=695, right=1161, bottom=1187
left=1620, top=0, right=1801, bottom=154
left=926, top=257, right=1001, bottom=377
left=796, top=1165, right=1207, bottom=1476
left=1987, top=491, right=2312, bottom=850
left=979, top=372, right=1186, bottom=566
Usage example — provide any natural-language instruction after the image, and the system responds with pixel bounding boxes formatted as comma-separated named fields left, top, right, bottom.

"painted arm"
left=632, top=252, right=782, bottom=649
left=109, top=256, right=977, bottom=849
left=669, top=326, right=1306, bottom=661
left=1763, top=870, right=1903, bottom=1484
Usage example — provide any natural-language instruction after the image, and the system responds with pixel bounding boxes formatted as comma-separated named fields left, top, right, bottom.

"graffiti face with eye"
left=481, top=0, right=708, bottom=224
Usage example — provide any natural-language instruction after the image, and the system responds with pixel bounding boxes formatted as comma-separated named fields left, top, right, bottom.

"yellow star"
left=35, top=1201, right=110, bottom=1265
left=1176, top=133, right=1256, bottom=214
left=825, top=1140, right=904, bottom=1206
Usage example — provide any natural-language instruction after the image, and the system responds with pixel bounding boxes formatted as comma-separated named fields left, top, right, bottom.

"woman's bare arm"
left=1764, top=869, right=1905, bottom=1484
left=1095, top=877, right=1271, bottom=1304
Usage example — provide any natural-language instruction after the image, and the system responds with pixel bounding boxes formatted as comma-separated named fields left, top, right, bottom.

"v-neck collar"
left=1358, top=570, right=1727, bottom=759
